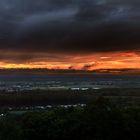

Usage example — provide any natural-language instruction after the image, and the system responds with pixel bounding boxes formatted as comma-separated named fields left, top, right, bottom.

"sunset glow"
left=0, top=51, right=140, bottom=70
left=0, top=0, right=139, bottom=73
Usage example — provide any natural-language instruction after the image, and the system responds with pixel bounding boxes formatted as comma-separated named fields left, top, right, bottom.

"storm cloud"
left=0, top=0, right=140, bottom=54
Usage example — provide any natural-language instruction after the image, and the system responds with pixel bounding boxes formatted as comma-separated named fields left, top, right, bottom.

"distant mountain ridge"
left=0, top=68, right=140, bottom=74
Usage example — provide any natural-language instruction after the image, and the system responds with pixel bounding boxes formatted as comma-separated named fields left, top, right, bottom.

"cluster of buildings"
left=0, top=79, right=139, bottom=93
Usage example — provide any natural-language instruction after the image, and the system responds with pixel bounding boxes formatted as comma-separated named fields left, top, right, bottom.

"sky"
left=0, top=0, right=140, bottom=70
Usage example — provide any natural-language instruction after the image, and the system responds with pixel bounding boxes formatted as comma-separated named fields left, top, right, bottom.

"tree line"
left=0, top=97, right=140, bottom=140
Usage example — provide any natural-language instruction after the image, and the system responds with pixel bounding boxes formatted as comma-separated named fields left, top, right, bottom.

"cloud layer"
left=0, top=0, right=140, bottom=55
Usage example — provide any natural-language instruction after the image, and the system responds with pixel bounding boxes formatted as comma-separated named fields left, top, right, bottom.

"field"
left=0, top=88, right=140, bottom=108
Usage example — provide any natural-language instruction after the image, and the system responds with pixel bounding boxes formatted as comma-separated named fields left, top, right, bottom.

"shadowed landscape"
left=0, top=0, right=140, bottom=139
left=0, top=97, right=140, bottom=140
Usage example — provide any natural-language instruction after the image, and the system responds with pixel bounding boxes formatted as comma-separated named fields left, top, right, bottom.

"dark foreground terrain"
left=0, top=88, right=140, bottom=107
left=0, top=97, right=140, bottom=140
left=0, top=89, right=140, bottom=139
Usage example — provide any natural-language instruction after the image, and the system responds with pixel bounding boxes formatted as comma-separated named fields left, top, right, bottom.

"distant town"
left=0, top=77, right=139, bottom=93
left=0, top=69, right=139, bottom=93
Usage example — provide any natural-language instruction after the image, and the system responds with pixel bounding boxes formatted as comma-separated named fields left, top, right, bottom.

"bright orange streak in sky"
left=0, top=51, right=140, bottom=70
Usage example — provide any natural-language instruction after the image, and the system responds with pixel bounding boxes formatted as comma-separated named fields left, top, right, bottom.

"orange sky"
left=0, top=51, right=140, bottom=70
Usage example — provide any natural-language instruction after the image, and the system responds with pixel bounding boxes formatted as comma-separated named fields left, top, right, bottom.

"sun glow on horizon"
left=0, top=51, right=140, bottom=70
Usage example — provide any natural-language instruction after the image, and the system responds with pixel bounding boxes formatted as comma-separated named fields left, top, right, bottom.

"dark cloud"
left=82, top=63, right=96, bottom=70
left=0, top=0, right=139, bottom=54
left=68, top=66, right=74, bottom=70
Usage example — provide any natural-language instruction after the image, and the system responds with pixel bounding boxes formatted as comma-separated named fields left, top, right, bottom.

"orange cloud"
left=0, top=51, right=140, bottom=70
